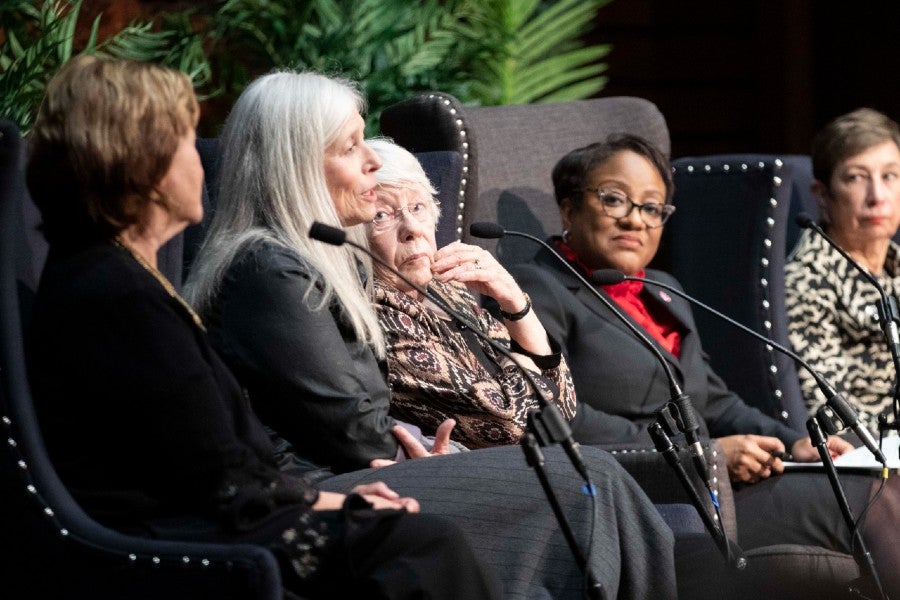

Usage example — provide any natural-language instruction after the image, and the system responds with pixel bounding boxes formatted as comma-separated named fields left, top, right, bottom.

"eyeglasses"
left=369, top=200, right=440, bottom=233
left=585, top=188, right=675, bottom=228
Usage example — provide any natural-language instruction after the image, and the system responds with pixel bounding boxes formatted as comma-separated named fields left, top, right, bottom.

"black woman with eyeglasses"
left=514, top=134, right=853, bottom=473
left=506, top=136, right=900, bottom=587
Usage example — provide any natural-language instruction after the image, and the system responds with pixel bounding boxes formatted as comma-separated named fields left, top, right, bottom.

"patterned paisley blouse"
left=785, top=229, right=900, bottom=433
left=373, top=279, right=577, bottom=449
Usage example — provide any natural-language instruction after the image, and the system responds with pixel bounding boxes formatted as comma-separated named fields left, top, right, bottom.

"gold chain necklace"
left=113, top=237, right=206, bottom=331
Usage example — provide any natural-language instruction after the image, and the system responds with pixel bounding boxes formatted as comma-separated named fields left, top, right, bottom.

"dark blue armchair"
left=652, top=155, right=807, bottom=433
left=0, top=119, right=283, bottom=599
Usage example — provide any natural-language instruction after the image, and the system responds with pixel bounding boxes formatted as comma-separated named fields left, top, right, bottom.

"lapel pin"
left=659, top=290, right=672, bottom=303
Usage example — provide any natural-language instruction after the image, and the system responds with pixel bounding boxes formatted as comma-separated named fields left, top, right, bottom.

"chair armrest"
left=600, top=440, right=737, bottom=541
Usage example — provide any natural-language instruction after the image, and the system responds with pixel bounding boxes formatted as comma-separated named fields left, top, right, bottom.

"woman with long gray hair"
left=184, top=70, right=676, bottom=600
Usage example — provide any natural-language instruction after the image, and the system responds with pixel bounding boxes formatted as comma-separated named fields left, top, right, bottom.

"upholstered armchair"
left=379, top=90, right=739, bottom=555
left=0, top=119, right=283, bottom=599
left=653, top=155, right=808, bottom=433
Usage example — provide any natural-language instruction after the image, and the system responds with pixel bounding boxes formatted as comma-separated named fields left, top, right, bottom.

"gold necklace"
left=113, top=237, right=206, bottom=331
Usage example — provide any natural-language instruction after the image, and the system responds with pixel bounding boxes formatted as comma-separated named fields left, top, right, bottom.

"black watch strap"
left=500, top=293, right=532, bottom=321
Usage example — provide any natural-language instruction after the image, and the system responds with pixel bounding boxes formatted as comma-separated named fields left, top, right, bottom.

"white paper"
left=783, top=435, right=900, bottom=471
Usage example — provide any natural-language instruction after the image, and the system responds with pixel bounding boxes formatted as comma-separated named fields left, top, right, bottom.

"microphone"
left=309, top=221, right=592, bottom=481
left=649, top=421, right=746, bottom=570
left=595, top=268, right=888, bottom=465
left=469, top=223, right=713, bottom=487
left=308, top=221, right=346, bottom=246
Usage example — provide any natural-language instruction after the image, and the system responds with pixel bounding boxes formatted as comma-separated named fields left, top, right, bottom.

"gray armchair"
left=380, top=92, right=670, bottom=265
left=379, top=90, right=740, bottom=571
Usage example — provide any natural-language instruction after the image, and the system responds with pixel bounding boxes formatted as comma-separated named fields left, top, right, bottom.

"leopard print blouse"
left=373, top=279, right=577, bottom=449
left=785, top=229, right=900, bottom=434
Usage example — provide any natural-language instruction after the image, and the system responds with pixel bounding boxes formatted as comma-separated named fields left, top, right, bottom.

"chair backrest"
left=380, top=93, right=670, bottom=265
left=0, top=119, right=281, bottom=599
left=651, top=154, right=807, bottom=432
left=783, top=154, right=816, bottom=254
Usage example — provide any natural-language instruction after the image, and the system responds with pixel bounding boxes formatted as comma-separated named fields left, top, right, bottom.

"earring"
left=562, top=229, right=570, bottom=243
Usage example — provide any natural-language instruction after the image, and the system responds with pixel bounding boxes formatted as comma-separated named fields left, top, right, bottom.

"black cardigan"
left=204, top=241, right=399, bottom=476
left=27, top=241, right=315, bottom=532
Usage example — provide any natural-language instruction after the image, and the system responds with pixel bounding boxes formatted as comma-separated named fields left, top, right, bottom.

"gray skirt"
left=318, top=444, right=676, bottom=600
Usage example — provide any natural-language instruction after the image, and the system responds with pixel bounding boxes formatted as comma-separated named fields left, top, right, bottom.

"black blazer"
left=512, top=245, right=803, bottom=448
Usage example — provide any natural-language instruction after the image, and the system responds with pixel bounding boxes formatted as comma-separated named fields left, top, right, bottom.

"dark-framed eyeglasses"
left=369, top=200, right=440, bottom=233
left=585, top=188, right=675, bottom=228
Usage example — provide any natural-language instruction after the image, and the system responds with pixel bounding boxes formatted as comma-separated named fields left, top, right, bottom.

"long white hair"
left=184, top=70, right=384, bottom=355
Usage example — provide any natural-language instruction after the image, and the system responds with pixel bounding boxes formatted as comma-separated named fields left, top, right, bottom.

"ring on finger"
left=474, top=259, right=481, bottom=270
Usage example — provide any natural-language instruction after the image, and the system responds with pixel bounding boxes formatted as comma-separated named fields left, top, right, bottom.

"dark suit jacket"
left=512, top=246, right=804, bottom=448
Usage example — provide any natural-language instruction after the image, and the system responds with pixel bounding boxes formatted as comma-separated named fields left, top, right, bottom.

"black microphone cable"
left=310, top=221, right=605, bottom=598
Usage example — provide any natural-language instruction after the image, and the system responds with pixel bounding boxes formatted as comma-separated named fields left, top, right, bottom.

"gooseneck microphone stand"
left=796, top=214, right=900, bottom=448
left=597, top=269, right=888, bottom=466
left=649, top=421, right=747, bottom=570
left=808, top=416, right=888, bottom=600
left=469, top=223, right=747, bottom=570
left=592, top=266, right=890, bottom=598
left=309, top=222, right=604, bottom=599
left=469, top=223, right=712, bottom=485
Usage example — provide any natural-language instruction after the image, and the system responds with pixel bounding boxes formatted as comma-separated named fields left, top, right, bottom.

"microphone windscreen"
left=795, top=213, right=816, bottom=228
left=469, top=222, right=506, bottom=239
left=592, top=269, right=626, bottom=285
left=309, top=221, right=346, bottom=246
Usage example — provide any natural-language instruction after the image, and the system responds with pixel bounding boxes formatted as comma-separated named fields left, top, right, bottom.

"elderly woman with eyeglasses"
left=365, top=139, right=577, bottom=450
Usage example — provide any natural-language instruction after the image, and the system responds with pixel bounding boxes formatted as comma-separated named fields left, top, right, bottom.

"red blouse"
left=554, top=239, right=683, bottom=357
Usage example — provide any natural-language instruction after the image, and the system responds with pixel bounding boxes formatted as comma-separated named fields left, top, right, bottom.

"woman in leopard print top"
left=365, top=139, right=577, bottom=449
left=786, top=108, right=900, bottom=434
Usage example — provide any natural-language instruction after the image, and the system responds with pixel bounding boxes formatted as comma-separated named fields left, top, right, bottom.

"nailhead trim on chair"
left=424, top=93, right=470, bottom=242
left=670, top=158, right=790, bottom=423
left=607, top=444, right=724, bottom=522
left=1, top=412, right=222, bottom=570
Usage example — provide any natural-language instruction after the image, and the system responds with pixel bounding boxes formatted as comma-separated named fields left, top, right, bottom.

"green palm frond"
left=465, top=0, right=613, bottom=106
left=0, top=0, right=211, bottom=133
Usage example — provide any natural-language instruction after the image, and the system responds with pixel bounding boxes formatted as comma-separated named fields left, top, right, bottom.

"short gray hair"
left=368, top=137, right=441, bottom=222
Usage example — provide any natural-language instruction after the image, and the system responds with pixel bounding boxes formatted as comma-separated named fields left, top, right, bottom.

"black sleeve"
left=510, top=264, right=652, bottom=445
left=99, top=288, right=317, bottom=524
left=210, top=248, right=398, bottom=473
left=699, top=352, right=805, bottom=447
